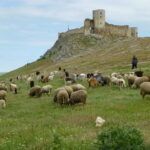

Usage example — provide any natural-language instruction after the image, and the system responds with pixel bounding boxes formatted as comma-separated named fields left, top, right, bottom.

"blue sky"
left=0, top=0, right=150, bottom=72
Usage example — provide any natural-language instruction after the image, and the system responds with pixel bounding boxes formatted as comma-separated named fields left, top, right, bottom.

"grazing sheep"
left=10, top=83, right=18, bottom=94
left=48, top=75, right=54, bottom=81
left=57, top=89, right=69, bottom=105
left=111, top=77, right=126, bottom=88
left=27, top=76, right=33, bottom=83
left=41, top=85, right=53, bottom=95
left=64, top=77, right=76, bottom=85
left=88, top=77, right=99, bottom=87
left=78, top=73, right=87, bottom=81
left=41, top=76, right=49, bottom=83
left=29, top=86, right=42, bottom=97
left=69, top=90, right=87, bottom=105
left=127, top=75, right=136, bottom=87
left=0, top=86, right=7, bottom=91
left=132, top=76, right=149, bottom=88
left=53, top=87, right=65, bottom=103
left=63, top=86, right=73, bottom=98
left=0, top=100, right=6, bottom=108
left=140, top=82, right=150, bottom=99
left=95, top=116, right=105, bottom=127
left=70, top=84, right=86, bottom=92
left=0, top=90, right=7, bottom=100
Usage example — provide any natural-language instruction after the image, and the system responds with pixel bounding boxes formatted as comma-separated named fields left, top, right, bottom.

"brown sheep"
left=70, top=84, right=86, bottom=92
left=56, top=89, right=69, bottom=105
left=140, top=82, right=150, bottom=99
left=0, top=90, right=7, bottom=101
left=53, top=87, right=65, bottom=103
left=29, top=86, right=42, bottom=97
left=41, top=76, right=49, bottom=83
left=88, top=77, right=99, bottom=87
left=69, top=90, right=87, bottom=105
left=132, top=76, right=149, bottom=88
left=63, top=86, right=73, bottom=98
left=127, top=76, right=136, bottom=87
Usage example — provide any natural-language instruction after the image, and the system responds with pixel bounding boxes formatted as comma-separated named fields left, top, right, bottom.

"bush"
left=95, top=125, right=145, bottom=150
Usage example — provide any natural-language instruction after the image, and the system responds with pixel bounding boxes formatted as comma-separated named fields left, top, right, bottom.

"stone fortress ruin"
left=59, top=9, right=138, bottom=38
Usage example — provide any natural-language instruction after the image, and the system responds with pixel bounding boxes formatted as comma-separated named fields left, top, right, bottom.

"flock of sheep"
left=0, top=69, right=150, bottom=109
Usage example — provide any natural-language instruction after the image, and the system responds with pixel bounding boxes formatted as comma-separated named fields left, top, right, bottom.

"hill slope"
left=1, top=33, right=150, bottom=79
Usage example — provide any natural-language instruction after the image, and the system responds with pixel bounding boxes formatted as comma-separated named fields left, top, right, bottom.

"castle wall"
left=84, top=19, right=91, bottom=35
left=104, top=23, right=132, bottom=37
left=131, top=27, right=138, bottom=37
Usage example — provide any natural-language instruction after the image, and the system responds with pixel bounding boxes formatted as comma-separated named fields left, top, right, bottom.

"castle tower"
left=93, top=9, right=105, bottom=30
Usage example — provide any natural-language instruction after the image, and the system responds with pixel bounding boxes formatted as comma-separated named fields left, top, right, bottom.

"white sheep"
left=111, top=76, right=126, bottom=88
left=10, top=83, right=18, bottom=94
left=48, top=75, right=54, bottom=81
left=41, top=85, right=53, bottom=95
left=0, top=90, right=7, bottom=100
left=78, top=73, right=87, bottom=81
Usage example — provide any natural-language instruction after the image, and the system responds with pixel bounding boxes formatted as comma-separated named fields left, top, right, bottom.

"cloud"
left=0, top=0, right=150, bottom=24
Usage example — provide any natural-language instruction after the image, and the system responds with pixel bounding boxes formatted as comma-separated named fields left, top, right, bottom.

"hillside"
left=1, top=33, right=150, bottom=79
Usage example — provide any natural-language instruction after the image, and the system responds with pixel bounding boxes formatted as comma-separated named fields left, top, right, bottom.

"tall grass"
left=0, top=77, right=150, bottom=149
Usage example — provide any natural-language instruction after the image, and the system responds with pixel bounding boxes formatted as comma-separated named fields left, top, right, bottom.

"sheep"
left=63, top=86, right=73, bottom=98
left=111, top=77, right=126, bottom=88
left=127, top=75, right=136, bottom=87
left=56, top=89, right=69, bottom=105
left=41, top=76, right=49, bottom=83
left=69, top=90, right=87, bottom=105
left=29, top=86, right=42, bottom=97
left=78, top=73, right=87, bottom=81
left=140, top=82, right=150, bottom=99
left=70, top=84, right=86, bottom=92
left=10, top=83, right=18, bottom=94
left=0, top=90, right=7, bottom=101
left=134, top=70, right=143, bottom=77
left=27, top=76, right=33, bottom=83
left=41, top=85, right=53, bottom=95
left=53, top=87, right=65, bottom=103
left=0, top=86, right=7, bottom=91
left=88, top=77, right=99, bottom=87
left=64, top=77, right=76, bottom=85
left=0, top=100, right=6, bottom=108
left=132, top=76, right=149, bottom=88
left=48, top=75, right=54, bottom=81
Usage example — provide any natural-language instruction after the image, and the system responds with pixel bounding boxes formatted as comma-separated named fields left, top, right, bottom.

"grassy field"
left=0, top=75, right=150, bottom=149
left=0, top=36, right=150, bottom=149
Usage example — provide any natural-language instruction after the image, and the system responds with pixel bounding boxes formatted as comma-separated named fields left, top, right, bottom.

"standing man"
left=131, top=55, right=138, bottom=69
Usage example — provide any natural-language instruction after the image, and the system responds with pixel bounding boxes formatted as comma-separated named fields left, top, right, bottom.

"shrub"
left=95, top=125, right=145, bottom=150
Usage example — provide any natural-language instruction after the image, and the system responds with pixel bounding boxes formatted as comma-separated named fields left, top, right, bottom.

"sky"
left=0, top=0, right=150, bottom=72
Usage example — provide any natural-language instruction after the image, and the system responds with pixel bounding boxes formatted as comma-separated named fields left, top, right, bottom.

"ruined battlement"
left=84, top=9, right=138, bottom=38
left=58, top=9, right=138, bottom=38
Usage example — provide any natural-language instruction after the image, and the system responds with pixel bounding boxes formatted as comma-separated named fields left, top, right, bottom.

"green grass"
left=0, top=77, right=150, bottom=149
left=0, top=35, right=150, bottom=149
